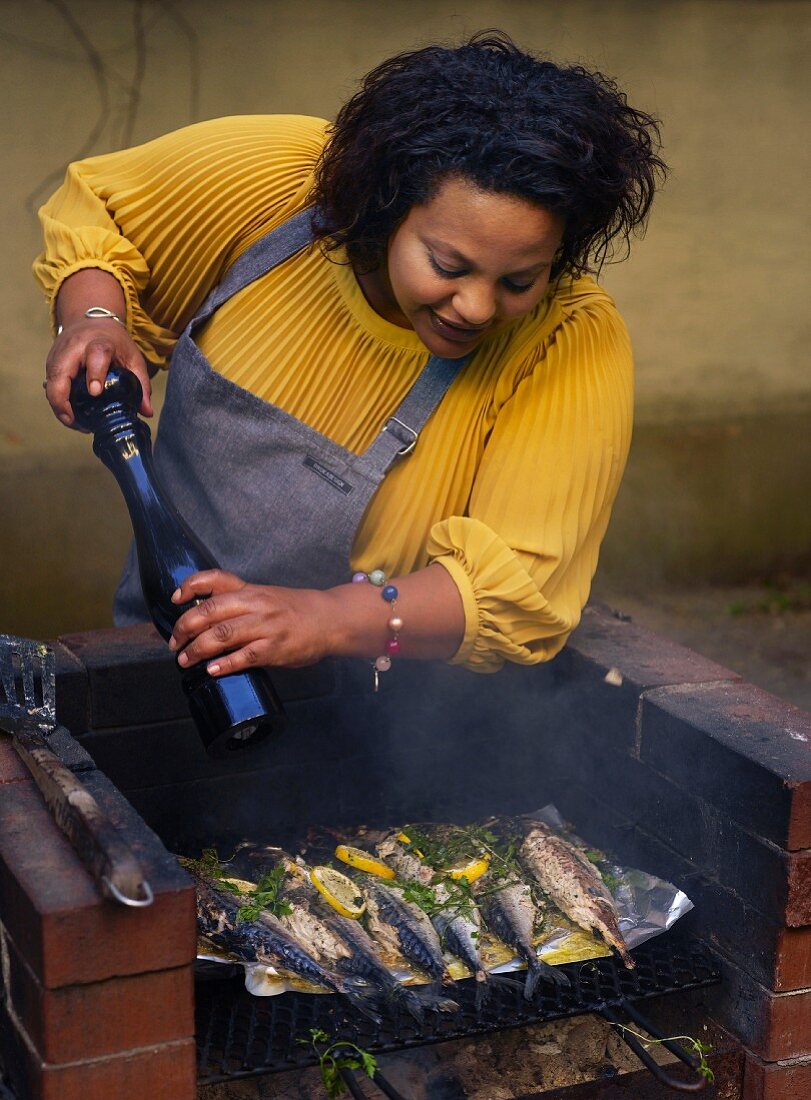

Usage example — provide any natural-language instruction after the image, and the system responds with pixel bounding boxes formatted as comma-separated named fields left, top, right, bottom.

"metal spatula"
left=0, top=633, right=153, bottom=907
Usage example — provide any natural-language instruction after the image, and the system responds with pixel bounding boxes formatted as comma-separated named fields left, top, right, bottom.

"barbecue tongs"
left=0, top=634, right=153, bottom=907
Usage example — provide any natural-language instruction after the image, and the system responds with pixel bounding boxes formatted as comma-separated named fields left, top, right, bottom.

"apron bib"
left=114, top=208, right=468, bottom=623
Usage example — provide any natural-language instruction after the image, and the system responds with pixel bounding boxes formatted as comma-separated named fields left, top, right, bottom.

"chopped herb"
left=600, top=870, right=622, bottom=893
left=235, top=864, right=293, bottom=922
left=180, top=848, right=241, bottom=892
left=298, top=1027, right=379, bottom=1098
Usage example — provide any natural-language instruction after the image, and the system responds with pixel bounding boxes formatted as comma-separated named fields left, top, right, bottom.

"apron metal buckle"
left=384, top=417, right=419, bottom=456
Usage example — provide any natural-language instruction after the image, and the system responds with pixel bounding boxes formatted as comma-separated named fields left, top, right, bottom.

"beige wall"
left=1, top=0, right=809, bottom=636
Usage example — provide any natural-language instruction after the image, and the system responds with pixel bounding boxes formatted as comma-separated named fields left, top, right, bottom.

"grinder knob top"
left=71, top=367, right=143, bottom=432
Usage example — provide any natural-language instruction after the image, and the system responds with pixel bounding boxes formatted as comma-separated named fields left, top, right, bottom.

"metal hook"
left=103, top=876, right=155, bottom=908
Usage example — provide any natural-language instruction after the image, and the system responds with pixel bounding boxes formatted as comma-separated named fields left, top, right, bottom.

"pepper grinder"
left=71, top=368, right=285, bottom=757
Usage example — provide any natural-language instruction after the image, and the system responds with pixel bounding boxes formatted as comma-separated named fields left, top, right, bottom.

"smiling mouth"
left=428, top=310, right=489, bottom=343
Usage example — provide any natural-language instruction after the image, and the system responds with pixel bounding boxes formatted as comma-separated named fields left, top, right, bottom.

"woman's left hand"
left=169, top=570, right=332, bottom=673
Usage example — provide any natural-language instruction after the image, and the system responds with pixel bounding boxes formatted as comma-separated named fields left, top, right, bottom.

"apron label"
left=303, top=455, right=354, bottom=495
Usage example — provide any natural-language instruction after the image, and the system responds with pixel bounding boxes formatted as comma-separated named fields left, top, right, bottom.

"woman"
left=35, top=33, right=665, bottom=684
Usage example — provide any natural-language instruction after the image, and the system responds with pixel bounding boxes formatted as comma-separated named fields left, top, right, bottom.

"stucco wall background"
left=1, top=0, right=809, bottom=636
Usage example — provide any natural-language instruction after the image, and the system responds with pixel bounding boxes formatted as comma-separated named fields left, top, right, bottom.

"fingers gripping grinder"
left=71, top=368, right=285, bottom=757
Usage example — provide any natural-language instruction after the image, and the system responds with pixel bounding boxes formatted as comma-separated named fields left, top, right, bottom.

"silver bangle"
left=56, top=306, right=126, bottom=337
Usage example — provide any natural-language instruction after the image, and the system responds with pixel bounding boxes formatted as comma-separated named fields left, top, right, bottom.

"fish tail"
left=473, top=968, right=516, bottom=1013
left=525, top=957, right=570, bottom=1000
left=414, top=982, right=460, bottom=1015
left=473, top=972, right=487, bottom=1013
left=338, top=976, right=384, bottom=1025
left=386, top=981, right=426, bottom=1025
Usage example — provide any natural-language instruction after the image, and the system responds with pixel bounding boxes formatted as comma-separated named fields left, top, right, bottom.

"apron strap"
left=189, top=207, right=317, bottom=330
left=359, top=352, right=471, bottom=478
left=187, top=202, right=471, bottom=476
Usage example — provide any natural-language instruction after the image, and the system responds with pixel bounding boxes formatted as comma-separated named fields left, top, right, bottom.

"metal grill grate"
left=196, top=931, right=720, bottom=1084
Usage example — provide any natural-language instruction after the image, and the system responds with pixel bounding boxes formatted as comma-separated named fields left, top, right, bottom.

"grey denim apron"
left=114, top=207, right=468, bottom=623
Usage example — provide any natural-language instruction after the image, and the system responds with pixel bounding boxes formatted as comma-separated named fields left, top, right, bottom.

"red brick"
left=57, top=623, right=332, bottom=732
left=14, top=1033, right=197, bottom=1100
left=703, top=952, right=811, bottom=1061
left=3, top=930, right=193, bottom=1062
left=544, top=604, right=740, bottom=757
left=776, top=928, right=811, bottom=993
left=0, top=773, right=196, bottom=987
left=766, top=991, right=811, bottom=1061
left=711, top=816, right=811, bottom=928
left=788, top=855, right=811, bottom=927
left=743, top=1051, right=811, bottom=1100
left=789, top=779, right=811, bottom=856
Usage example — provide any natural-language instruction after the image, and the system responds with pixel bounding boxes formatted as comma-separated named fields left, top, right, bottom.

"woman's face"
left=360, top=175, right=565, bottom=358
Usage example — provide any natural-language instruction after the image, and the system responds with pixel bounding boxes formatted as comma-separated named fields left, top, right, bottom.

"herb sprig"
left=396, top=872, right=478, bottom=927
left=236, top=863, right=293, bottom=923
left=300, top=1028, right=378, bottom=1098
left=182, top=850, right=293, bottom=920
left=613, top=1025, right=714, bottom=1084
left=181, top=848, right=242, bottom=896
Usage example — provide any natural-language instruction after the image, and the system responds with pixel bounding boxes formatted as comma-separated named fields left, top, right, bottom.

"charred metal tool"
left=0, top=633, right=153, bottom=907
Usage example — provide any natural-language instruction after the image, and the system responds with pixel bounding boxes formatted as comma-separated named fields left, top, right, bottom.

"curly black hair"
left=311, top=32, right=667, bottom=279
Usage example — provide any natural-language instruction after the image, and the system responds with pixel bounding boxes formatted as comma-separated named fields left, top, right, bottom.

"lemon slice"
left=310, top=866, right=367, bottom=919
left=397, top=831, right=424, bottom=858
left=444, top=855, right=491, bottom=884
left=335, top=844, right=396, bottom=880
left=221, top=875, right=257, bottom=895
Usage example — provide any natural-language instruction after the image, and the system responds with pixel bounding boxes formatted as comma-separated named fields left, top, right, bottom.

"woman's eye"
left=502, top=277, right=536, bottom=293
left=428, top=254, right=466, bottom=279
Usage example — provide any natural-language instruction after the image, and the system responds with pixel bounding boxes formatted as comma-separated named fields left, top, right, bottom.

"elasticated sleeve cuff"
left=427, top=516, right=576, bottom=674
left=35, top=218, right=177, bottom=368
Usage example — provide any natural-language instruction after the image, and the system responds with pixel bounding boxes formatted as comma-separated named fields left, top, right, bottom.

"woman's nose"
left=453, top=281, right=496, bottom=326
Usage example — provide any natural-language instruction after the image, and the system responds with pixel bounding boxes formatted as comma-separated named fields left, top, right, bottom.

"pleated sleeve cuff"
left=427, top=516, right=577, bottom=674
left=33, top=221, right=177, bottom=368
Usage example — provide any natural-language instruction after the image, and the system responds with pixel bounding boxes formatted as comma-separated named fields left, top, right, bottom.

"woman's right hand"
left=44, top=317, right=154, bottom=429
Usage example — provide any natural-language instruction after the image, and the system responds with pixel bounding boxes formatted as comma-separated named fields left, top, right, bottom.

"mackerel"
left=518, top=824, right=635, bottom=969
left=275, top=863, right=431, bottom=1021
left=472, top=874, right=569, bottom=998
left=184, top=862, right=381, bottom=1019
left=360, top=876, right=455, bottom=990
left=377, top=835, right=490, bottom=1001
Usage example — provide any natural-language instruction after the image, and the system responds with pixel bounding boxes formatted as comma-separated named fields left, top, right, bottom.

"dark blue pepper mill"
left=71, top=368, right=285, bottom=758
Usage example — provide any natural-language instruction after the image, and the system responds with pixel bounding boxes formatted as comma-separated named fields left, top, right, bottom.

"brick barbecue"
left=0, top=603, right=809, bottom=1099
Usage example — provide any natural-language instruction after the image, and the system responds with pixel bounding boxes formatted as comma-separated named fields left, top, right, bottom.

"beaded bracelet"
left=352, top=569, right=402, bottom=691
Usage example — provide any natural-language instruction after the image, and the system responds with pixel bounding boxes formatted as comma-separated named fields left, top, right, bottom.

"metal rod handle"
left=601, top=1005, right=708, bottom=1093
left=338, top=1066, right=412, bottom=1100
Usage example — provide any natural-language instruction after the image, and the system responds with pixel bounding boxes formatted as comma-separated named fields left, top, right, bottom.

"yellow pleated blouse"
left=34, top=115, right=633, bottom=672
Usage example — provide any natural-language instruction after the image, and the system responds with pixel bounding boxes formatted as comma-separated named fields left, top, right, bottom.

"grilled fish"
left=360, top=876, right=456, bottom=991
left=518, top=825, right=635, bottom=969
left=273, top=860, right=432, bottom=1022
left=377, top=835, right=490, bottom=1001
left=472, top=874, right=569, bottom=998
left=183, top=861, right=381, bottom=1019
